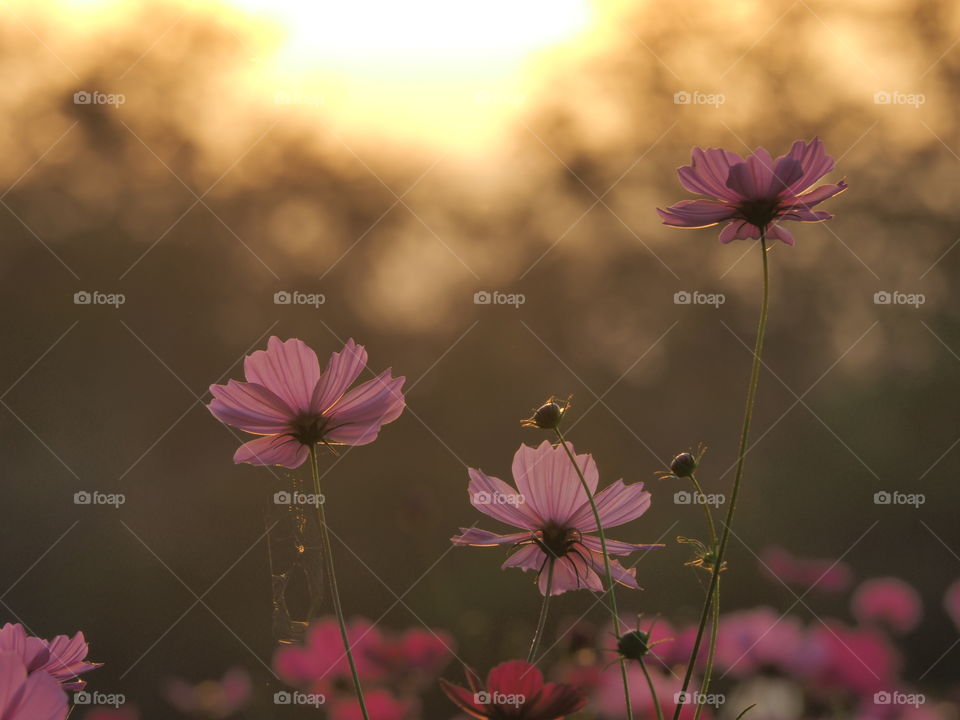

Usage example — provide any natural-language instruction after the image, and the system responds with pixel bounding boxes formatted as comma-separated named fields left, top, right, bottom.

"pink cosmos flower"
left=852, top=578, right=922, bottom=635
left=274, top=618, right=381, bottom=696
left=808, top=621, right=898, bottom=697
left=451, top=441, right=662, bottom=596
left=207, top=337, right=405, bottom=468
left=760, top=545, right=852, bottom=593
left=658, top=138, right=846, bottom=245
left=943, top=579, right=960, bottom=631
left=0, top=652, right=67, bottom=720
left=711, top=608, right=822, bottom=679
left=440, top=660, right=586, bottom=720
left=0, top=624, right=99, bottom=691
left=164, top=668, right=251, bottom=718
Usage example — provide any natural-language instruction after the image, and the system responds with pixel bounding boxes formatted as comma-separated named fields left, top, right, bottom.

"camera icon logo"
left=74, top=691, right=92, bottom=705
left=474, top=291, right=492, bottom=305
left=673, top=91, right=692, bottom=105
left=73, top=91, right=92, bottom=105
left=874, top=491, right=892, bottom=505
left=873, top=91, right=891, bottom=105
left=274, top=491, right=292, bottom=505
left=873, top=291, right=891, bottom=305
left=74, top=291, right=92, bottom=305
left=474, top=691, right=491, bottom=704
left=74, top=491, right=92, bottom=505
left=674, top=490, right=691, bottom=505
left=274, top=691, right=292, bottom=705
left=674, top=291, right=692, bottom=305
left=273, top=291, right=292, bottom=305
left=874, top=691, right=892, bottom=704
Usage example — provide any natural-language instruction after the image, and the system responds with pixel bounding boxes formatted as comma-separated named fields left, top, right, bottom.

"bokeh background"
left=1, top=0, right=959, bottom=716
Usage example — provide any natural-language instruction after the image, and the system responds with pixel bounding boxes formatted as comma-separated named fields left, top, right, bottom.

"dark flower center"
left=536, top=523, right=580, bottom=559
left=737, top=198, right=781, bottom=228
left=290, top=413, right=328, bottom=445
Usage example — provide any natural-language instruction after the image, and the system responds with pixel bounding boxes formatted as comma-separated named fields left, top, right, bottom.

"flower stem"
left=554, top=427, right=633, bottom=720
left=308, top=445, right=370, bottom=720
left=671, top=234, right=770, bottom=720
left=527, top=559, right=555, bottom=663
left=639, top=657, right=664, bottom=720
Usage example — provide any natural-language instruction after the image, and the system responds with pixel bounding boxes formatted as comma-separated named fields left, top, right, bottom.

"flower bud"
left=670, top=452, right=697, bottom=478
left=521, top=397, right=569, bottom=430
left=616, top=630, right=650, bottom=661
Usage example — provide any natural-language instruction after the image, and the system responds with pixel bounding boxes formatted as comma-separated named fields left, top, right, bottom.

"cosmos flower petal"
left=208, top=380, right=294, bottom=434
left=439, top=679, right=487, bottom=719
left=546, top=554, right=603, bottom=595
left=677, top=147, right=743, bottom=201
left=783, top=137, right=835, bottom=192
left=512, top=441, right=597, bottom=526
left=765, top=223, right=795, bottom=246
left=4, top=657, right=67, bottom=720
left=782, top=180, right=847, bottom=210
left=525, top=682, right=588, bottom=719
left=657, top=200, right=738, bottom=228
left=568, top=480, right=651, bottom=531
left=324, top=371, right=406, bottom=446
left=500, top=544, right=544, bottom=571
left=580, top=535, right=664, bottom=555
left=450, top=528, right=532, bottom=547
left=769, top=156, right=804, bottom=195
left=243, top=337, right=321, bottom=413
left=467, top=468, right=541, bottom=527
left=719, top=220, right=761, bottom=243
left=487, top=660, right=544, bottom=702
left=233, top=435, right=308, bottom=468
left=310, top=339, right=368, bottom=414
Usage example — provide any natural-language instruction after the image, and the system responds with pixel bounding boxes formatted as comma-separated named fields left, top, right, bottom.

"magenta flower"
left=440, top=660, right=586, bottom=720
left=760, top=545, right=852, bottom=593
left=0, top=624, right=99, bottom=691
left=451, top=441, right=662, bottom=596
left=658, top=137, right=846, bottom=245
left=0, top=652, right=67, bottom=720
left=851, top=578, right=922, bottom=635
left=207, top=337, right=405, bottom=468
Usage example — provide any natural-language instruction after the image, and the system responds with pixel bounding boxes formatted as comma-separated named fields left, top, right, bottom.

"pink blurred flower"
left=328, top=688, right=412, bottom=720
left=808, top=621, right=899, bottom=697
left=274, top=617, right=380, bottom=696
left=0, top=624, right=99, bottom=691
left=658, top=138, right=846, bottom=245
left=852, top=578, right=922, bottom=635
left=943, top=579, right=960, bottom=630
left=594, top=662, right=705, bottom=720
left=451, top=441, right=662, bottom=596
left=164, top=668, right=251, bottom=718
left=760, top=545, right=853, bottom=593
left=711, top=608, right=822, bottom=679
left=440, top=660, right=586, bottom=719
left=207, top=337, right=405, bottom=468
left=0, top=652, right=67, bottom=720
left=364, top=627, right=454, bottom=687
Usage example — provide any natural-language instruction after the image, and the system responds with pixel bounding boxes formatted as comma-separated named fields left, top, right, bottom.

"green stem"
left=671, top=234, right=770, bottom=720
left=639, top=657, right=664, bottom=720
left=308, top=445, right=370, bottom=720
left=527, top=559, right=555, bottom=663
left=688, top=472, right=719, bottom=720
left=554, top=427, right=633, bottom=720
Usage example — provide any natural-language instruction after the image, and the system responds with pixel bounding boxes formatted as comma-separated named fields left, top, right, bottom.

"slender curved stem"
left=554, top=428, right=633, bottom=720
left=671, top=235, right=770, bottom=720
left=308, top=445, right=370, bottom=720
left=527, top=560, right=555, bottom=663
left=688, top=472, right=719, bottom=720
left=639, top=657, right=664, bottom=720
